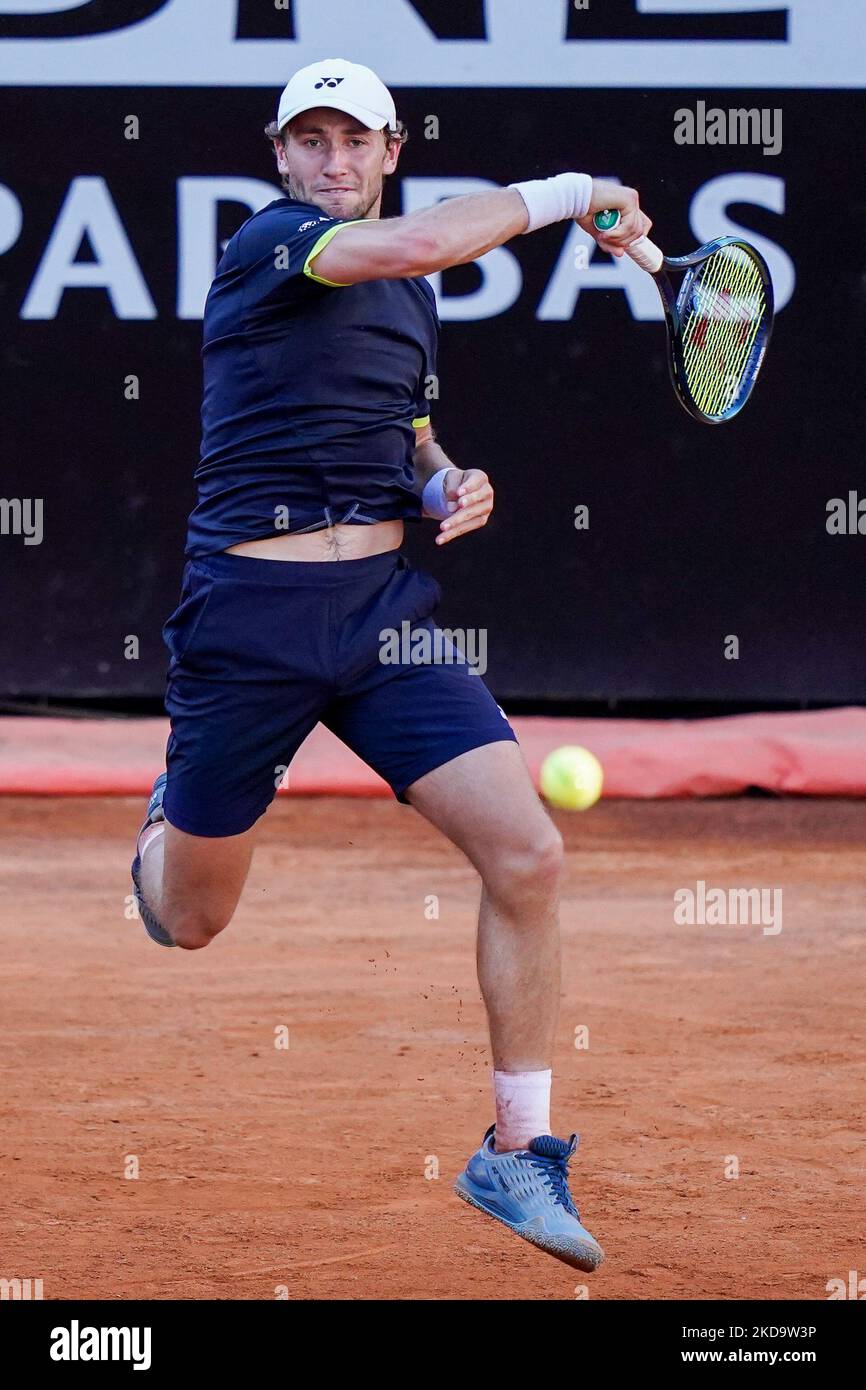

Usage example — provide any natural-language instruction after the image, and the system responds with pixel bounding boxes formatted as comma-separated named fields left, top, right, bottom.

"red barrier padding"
left=1, top=708, right=864, bottom=798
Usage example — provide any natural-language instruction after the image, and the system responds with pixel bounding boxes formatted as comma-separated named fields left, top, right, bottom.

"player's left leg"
left=404, top=742, right=603, bottom=1272
left=322, top=559, right=603, bottom=1270
left=403, top=739, right=562, bottom=1074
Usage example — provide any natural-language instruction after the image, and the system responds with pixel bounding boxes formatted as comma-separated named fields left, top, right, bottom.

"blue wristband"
left=421, top=467, right=457, bottom=520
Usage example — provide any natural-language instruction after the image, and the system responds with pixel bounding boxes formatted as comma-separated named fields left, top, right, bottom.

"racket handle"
left=592, top=209, right=664, bottom=275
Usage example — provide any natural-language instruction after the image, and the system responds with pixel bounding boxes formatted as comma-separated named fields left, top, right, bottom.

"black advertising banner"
left=1, top=1, right=864, bottom=701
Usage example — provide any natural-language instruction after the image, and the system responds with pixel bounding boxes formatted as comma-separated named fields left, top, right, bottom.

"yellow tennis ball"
left=539, top=746, right=604, bottom=811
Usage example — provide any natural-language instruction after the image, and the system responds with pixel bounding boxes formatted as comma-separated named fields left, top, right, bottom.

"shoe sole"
left=130, top=843, right=175, bottom=949
left=454, top=1179, right=605, bottom=1273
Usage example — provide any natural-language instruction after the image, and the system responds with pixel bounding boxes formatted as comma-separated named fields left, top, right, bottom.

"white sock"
left=492, top=1069, right=552, bottom=1152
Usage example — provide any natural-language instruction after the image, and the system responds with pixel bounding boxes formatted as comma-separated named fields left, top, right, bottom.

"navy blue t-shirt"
left=186, top=197, right=439, bottom=557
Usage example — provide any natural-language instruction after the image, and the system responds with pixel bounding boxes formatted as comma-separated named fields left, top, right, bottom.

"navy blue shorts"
left=162, top=549, right=518, bottom=837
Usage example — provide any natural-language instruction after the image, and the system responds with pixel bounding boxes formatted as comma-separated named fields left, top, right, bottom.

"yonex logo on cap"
left=314, top=76, right=344, bottom=89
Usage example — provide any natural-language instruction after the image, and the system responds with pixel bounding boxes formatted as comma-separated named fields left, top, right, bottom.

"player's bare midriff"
left=224, top=518, right=404, bottom=561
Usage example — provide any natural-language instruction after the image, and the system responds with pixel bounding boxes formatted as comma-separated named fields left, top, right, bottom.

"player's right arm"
left=310, top=178, right=651, bottom=285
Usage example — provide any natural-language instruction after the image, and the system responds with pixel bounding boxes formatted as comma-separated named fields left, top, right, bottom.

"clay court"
left=3, top=791, right=863, bottom=1301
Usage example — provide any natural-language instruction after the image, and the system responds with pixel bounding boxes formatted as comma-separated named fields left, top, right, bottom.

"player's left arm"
left=412, top=423, right=494, bottom=547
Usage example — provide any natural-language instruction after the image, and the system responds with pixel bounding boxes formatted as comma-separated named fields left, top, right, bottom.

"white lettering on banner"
left=690, top=173, right=794, bottom=311
left=538, top=221, right=663, bottom=322
left=0, top=1, right=91, bottom=9
left=540, top=173, right=792, bottom=319
left=640, top=0, right=787, bottom=10
left=5, top=175, right=791, bottom=322
left=0, top=2, right=92, bottom=11
left=0, top=0, right=863, bottom=88
left=20, top=177, right=156, bottom=320
left=402, top=178, right=522, bottom=322
left=0, top=183, right=22, bottom=254
left=176, top=177, right=278, bottom=319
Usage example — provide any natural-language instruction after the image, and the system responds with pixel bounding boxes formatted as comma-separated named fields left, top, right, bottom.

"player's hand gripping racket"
left=593, top=209, right=774, bottom=424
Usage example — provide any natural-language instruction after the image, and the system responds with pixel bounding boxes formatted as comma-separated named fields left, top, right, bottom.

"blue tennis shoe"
left=455, top=1125, right=604, bottom=1272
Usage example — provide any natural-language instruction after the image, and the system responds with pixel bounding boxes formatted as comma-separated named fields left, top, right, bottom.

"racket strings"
left=681, top=251, right=765, bottom=415
left=682, top=253, right=764, bottom=412
left=679, top=246, right=767, bottom=418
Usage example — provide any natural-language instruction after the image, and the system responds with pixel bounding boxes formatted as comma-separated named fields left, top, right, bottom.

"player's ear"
left=274, top=137, right=291, bottom=176
left=383, top=134, right=402, bottom=175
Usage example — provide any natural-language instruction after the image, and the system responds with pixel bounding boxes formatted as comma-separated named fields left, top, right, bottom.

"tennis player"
left=131, top=58, right=651, bottom=1273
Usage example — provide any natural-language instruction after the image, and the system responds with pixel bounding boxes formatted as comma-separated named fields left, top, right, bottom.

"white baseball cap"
left=276, top=58, right=398, bottom=135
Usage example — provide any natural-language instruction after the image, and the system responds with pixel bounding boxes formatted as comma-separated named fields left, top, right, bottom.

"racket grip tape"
left=592, top=209, right=664, bottom=275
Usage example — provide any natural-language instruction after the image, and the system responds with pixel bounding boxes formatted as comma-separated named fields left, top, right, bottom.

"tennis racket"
left=593, top=209, right=773, bottom=424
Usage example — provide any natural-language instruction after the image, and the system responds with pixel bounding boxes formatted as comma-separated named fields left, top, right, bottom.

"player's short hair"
left=263, top=117, right=409, bottom=193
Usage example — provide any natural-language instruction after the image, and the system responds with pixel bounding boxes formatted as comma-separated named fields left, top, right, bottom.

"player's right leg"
left=130, top=551, right=337, bottom=948
left=133, top=780, right=257, bottom=950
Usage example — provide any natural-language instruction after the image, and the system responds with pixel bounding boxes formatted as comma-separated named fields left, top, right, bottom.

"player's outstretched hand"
left=576, top=180, right=652, bottom=258
left=435, top=468, right=494, bottom=546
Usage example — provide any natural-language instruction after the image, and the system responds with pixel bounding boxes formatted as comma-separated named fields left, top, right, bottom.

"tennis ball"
left=539, top=746, right=604, bottom=811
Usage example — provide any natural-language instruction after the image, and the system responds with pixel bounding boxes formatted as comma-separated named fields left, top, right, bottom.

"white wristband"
left=508, top=172, right=593, bottom=233
left=421, top=467, right=457, bottom=520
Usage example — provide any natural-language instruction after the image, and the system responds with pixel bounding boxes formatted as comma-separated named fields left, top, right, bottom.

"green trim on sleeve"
left=412, top=414, right=431, bottom=430
left=303, top=220, right=365, bottom=287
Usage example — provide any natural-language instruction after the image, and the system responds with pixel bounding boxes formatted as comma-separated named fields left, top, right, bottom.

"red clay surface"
left=1, top=795, right=864, bottom=1301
